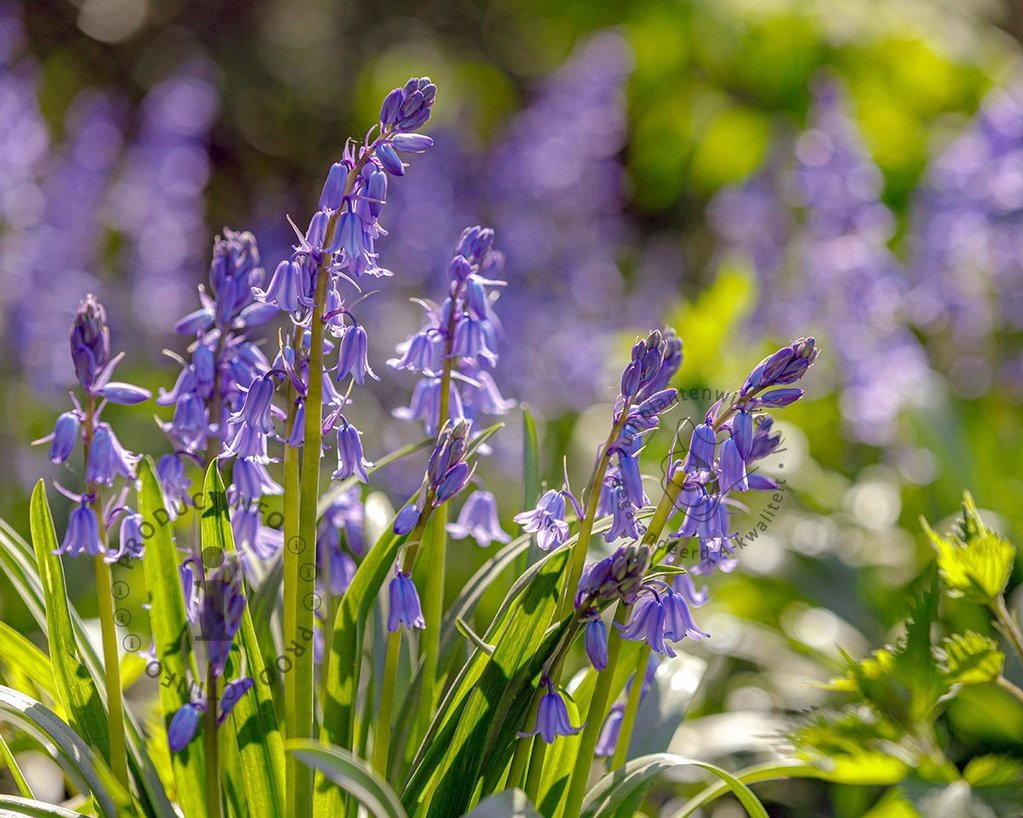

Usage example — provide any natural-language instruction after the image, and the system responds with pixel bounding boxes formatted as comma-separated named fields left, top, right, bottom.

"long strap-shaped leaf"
left=460, top=789, right=543, bottom=817
left=0, top=686, right=129, bottom=817
left=289, top=741, right=408, bottom=818
left=0, top=498, right=175, bottom=817
left=0, top=793, right=91, bottom=817
left=29, top=481, right=111, bottom=760
left=580, top=753, right=770, bottom=818
left=139, top=458, right=208, bottom=818
left=201, top=462, right=286, bottom=818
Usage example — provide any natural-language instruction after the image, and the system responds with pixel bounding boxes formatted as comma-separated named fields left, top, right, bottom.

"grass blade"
left=0, top=794, right=91, bottom=817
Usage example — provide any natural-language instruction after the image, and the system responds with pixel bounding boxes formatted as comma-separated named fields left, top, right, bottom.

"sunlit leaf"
left=942, top=632, right=1004, bottom=686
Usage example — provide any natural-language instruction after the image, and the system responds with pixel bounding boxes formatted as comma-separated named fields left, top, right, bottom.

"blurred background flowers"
left=3, top=0, right=1023, bottom=814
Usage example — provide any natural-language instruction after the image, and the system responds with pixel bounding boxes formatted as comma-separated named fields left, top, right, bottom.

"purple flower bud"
left=157, top=454, right=192, bottom=510
left=747, top=416, right=781, bottom=461
left=636, top=388, right=677, bottom=419
left=307, top=211, right=328, bottom=249
left=69, top=295, right=110, bottom=391
left=337, top=211, right=364, bottom=263
left=217, top=677, right=255, bottom=726
left=379, top=88, right=404, bottom=126
left=595, top=703, right=624, bottom=757
left=747, top=473, right=778, bottom=491
left=518, top=679, right=582, bottom=744
left=618, top=454, right=648, bottom=509
left=387, top=570, right=425, bottom=632
left=448, top=254, right=473, bottom=282
left=333, top=423, right=372, bottom=483
left=434, top=461, right=472, bottom=504
left=231, top=458, right=283, bottom=501
left=175, top=307, right=214, bottom=335
left=393, top=505, right=421, bottom=535
left=168, top=703, right=203, bottom=752
left=377, top=143, right=405, bottom=176
left=585, top=619, right=608, bottom=671
left=336, top=325, right=377, bottom=385
left=446, top=490, right=509, bottom=548
left=741, top=337, right=819, bottom=396
left=757, top=388, right=803, bottom=407
left=99, top=382, right=151, bottom=405
left=319, top=162, right=347, bottom=211
left=390, top=134, right=434, bottom=153
left=49, top=412, right=80, bottom=464
left=58, top=504, right=104, bottom=557
left=620, top=361, right=642, bottom=400
left=108, top=510, right=144, bottom=563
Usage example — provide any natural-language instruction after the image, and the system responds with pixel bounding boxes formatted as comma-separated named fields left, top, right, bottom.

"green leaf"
left=963, top=755, right=1023, bottom=787
left=579, top=753, right=769, bottom=818
left=673, top=761, right=827, bottom=817
left=521, top=405, right=540, bottom=568
left=462, top=789, right=543, bottom=817
left=0, top=621, right=56, bottom=700
left=0, top=727, right=36, bottom=799
left=29, top=481, right=111, bottom=760
left=201, top=462, right=285, bottom=818
left=0, top=794, right=91, bottom=817
left=922, top=494, right=1014, bottom=602
left=789, top=709, right=910, bottom=785
left=0, top=511, right=175, bottom=818
left=0, top=685, right=130, bottom=818
left=455, top=618, right=495, bottom=655
left=138, top=458, right=207, bottom=818
left=317, top=437, right=433, bottom=518
left=942, top=632, right=1004, bottom=686
left=289, top=741, right=408, bottom=818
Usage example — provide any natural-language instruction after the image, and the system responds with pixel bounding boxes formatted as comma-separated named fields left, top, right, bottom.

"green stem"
left=561, top=604, right=628, bottom=818
left=370, top=511, right=432, bottom=778
left=523, top=737, right=547, bottom=804
left=997, top=675, right=1023, bottom=707
left=414, top=505, right=447, bottom=745
left=506, top=732, right=533, bottom=791
left=557, top=411, right=632, bottom=621
left=82, top=395, right=129, bottom=789
left=282, top=330, right=302, bottom=798
left=372, top=628, right=403, bottom=775
left=293, top=267, right=330, bottom=814
left=93, top=555, right=130, bottom=787
left=205, top=662, right=222, bottom=818
left=611, top=644, right=650, bottom=769
left=993, top=596, right=1023, bottom=664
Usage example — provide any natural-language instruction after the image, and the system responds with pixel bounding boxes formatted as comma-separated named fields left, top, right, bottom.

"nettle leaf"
left=941, top=632, right=1004, bottom=686
left=922, top=493, right=1014, bottom=603
left=789, top=708, right=910, bottom=786
left=963, top=755, right=1023, bottom=788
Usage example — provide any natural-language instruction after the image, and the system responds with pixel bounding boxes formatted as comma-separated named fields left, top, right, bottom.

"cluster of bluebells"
left=254, top=78, right=437, bottom=506
left=387, top=419, right=478, bottom=632
left=38, top=296, right=150, bottom=561
left=167, top=554, right=255, bottom=751
left=158, top=230, right=281, bottom=574
left=710, top=79, right=930, bottom=444
left=389, top=225, right=512, bottom=435
left=907, top=77, right=1023, bottom=396
left=517, top=335, right=819, bottom=745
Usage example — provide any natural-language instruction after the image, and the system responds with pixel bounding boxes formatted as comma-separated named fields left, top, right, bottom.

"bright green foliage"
left=923, top=493, right=1014, bottom=603
left=942, top=632, right=1004, bottom=686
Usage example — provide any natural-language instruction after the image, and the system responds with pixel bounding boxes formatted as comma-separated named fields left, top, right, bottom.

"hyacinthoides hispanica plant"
left=4, top=71, right=827, bottom=818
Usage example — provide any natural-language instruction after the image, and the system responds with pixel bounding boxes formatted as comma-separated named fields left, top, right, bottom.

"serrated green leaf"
left=963, top=754, right=1023, bottom=787
left=202, top=462, right=285, bottom=818
left=290, top=741, right=408, bottom=818
left=922, top=505, right=1014, bottom=603
left=29, top=481, right=111, bottom=761
left=579, top=753, right=769, bottom=818
left=139, top=458, right=207, bottom=818
left=942, top=632, right=1004, bottom=686
left=0, top=686, right=130, bottom=817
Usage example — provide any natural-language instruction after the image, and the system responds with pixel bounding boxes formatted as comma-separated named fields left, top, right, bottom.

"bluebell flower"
left=48, top=411, right=80, bottom=464
left=69, top=295, right=110, bottom=391
left=739, top=337, right=819, bottom=398
left=217, top=677, right=255, bottom=725
left=57, top=504, right=104, bottom=557
left=203, top=556, right=246, bottom=678
left=605, top=485, right=642, bottom=543
left=157, top=453, right=192, bottom=510
left=518, top=679, right=583, bottom=744
left=98, top=382, right=151, bottom=405
left=336, top=324, right=376, bottom=385
left=231, top=375, right=276, bottom=434
left=682, top=423, right=716, bottom=474
left=575, top=542, right=650, bottom=607
left=321, top=486, right=366, bottom=557
left=106, top=510, right=144, bottom=563
left=673, top=573, right=709, bottom=607
left=86, top=423, right=140, bottom=486
left=617, top=586, right=708, bottom=657
left=595, top=703, right=624, bottom=757
left=254, top=259, right=307, bottom=313
left=617, top=453, right=648, bottom=508
left=585, top=618, right=608, bottom=671
left=514, top=489, right=570, bottom=551
left=230, top=458, right=283, bottom=502
left=446, top=490, right=509, bottom=548
left=718, top=438, right=747, bottom=493
left=393, top=505, right=421, bottom=535
left=387, top=570, right=425, bottom=632
left=332, top=423, right=372, bottom=483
